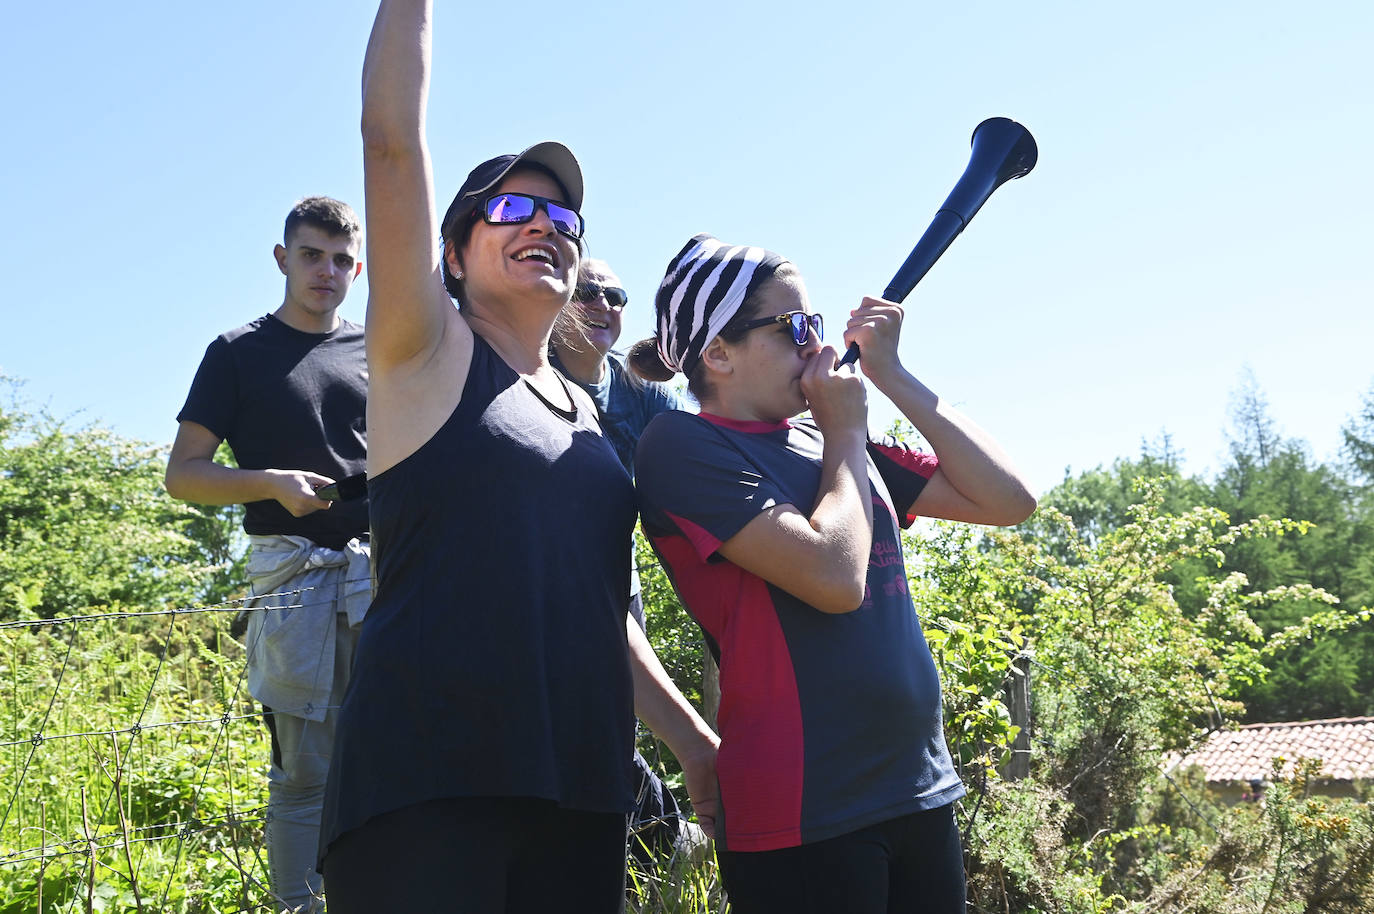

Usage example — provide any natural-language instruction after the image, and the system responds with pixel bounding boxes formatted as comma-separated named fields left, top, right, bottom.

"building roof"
left=1171, top=717, right=1374, bottom=783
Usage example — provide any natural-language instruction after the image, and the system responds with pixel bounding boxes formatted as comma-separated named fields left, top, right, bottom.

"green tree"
left=1339, top=381, right=1374, bottom=613
left=1034, top=434, right=1205, bottom=544
left=1209, top=375, right=1374, bottom=720
left=1031, top=435, right=1217, bottom=614
left=914, top=480, right=1374, bottom=912
left=0, top=381, right=242, bottom=620
left=1342, top=381, right=1374, bottom=485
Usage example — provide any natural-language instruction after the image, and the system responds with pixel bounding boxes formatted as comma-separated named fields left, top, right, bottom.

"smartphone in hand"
left=315, top=472, right=368, bottom=502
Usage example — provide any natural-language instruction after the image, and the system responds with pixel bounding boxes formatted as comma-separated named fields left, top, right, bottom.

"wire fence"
left=0, top=566, right=721, bottom=914
left=1, top=554, right=1242, bottom=913
left=1, top=582, right=285, bottom=913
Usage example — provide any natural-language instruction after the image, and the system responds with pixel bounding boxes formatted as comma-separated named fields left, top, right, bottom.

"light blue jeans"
left=264, top=615, right=359, bottom=913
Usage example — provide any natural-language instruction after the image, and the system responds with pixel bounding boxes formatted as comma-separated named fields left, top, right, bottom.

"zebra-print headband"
left=653, top=234, right=789, bottom=376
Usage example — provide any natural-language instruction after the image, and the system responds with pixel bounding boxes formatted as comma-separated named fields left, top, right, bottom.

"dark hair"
left=628, top=264, right=797, bottom=401
left=626, top=338, right=676, bottom=384
left=284, top=196, right=362, bottom=246
left=440, top=163, right=584, bottom=303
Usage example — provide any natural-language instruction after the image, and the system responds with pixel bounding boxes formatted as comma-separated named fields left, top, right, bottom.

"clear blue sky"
left=3, top=1, right=1371, bottom=494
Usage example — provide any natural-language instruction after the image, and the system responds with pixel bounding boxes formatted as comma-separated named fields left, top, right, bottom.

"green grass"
left=1, top=612, right=273, bottom=913
left=1, top=610, right=728, bottom=913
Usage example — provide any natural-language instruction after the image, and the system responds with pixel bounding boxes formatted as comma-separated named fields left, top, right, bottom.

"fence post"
left=1004, top=652, right=1032, bottom=780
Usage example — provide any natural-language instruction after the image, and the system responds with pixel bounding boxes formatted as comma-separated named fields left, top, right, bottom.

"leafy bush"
left=913, top=478, right=1374, bottom=913
left=0, top=381, right=243, bottom=622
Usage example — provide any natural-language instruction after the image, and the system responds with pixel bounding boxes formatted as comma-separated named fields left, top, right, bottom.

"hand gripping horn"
left=838, top=117, right=1038, bottom=367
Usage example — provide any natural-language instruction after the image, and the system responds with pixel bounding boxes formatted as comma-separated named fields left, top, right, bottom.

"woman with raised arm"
left=318, top=4, right=718, bottom=911
left=630, top=235, right=1037, bottom=914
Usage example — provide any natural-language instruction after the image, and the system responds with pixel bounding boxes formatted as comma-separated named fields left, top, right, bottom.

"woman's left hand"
left=842, top=296, right=905, bottom=383
left=679, top=744, right=720, bottom=838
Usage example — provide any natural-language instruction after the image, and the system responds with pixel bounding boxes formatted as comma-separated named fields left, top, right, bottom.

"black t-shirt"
left=176, top=313, right=368, bottom=548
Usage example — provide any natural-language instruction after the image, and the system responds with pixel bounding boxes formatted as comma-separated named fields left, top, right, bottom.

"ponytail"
left=627, top=338, right=676, bottom=383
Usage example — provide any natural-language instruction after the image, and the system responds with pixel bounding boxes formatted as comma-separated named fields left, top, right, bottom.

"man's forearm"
left=164, top=457, right=276, bottom=506
left=166, top=459, right=333, bottom=517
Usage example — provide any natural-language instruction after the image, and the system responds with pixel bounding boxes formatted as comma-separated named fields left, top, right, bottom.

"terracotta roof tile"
left=1170, top=717, right=1374, bottom=783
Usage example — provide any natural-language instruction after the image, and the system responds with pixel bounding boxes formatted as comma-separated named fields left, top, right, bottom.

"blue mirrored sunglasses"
left=736, top=310, right=823, bottom=347
left=482, top=192, right=585, bottom=239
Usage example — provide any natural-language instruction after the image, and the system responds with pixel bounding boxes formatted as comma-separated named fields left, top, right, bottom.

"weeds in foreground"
left=627, top=836, right=726, bottom=914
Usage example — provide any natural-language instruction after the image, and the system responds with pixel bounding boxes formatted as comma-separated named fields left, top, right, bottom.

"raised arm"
left=844, top=296, right=1036, bottom=525
left=360, top=0, right=454, bottom=371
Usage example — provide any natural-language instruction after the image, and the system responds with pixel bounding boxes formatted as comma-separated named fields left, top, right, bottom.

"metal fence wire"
left=0, top=568, right=711, bottom=912
left=1, top=556, right=1226, bottom=913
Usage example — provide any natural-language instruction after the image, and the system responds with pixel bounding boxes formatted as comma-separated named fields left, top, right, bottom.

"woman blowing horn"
left=630, top=234, right=1036, bottom=914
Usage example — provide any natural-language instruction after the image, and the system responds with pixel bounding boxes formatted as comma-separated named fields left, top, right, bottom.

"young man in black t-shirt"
left=166, top=196, right=367, bottom=913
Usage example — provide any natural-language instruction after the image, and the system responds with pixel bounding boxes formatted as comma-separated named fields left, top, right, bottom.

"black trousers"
left=717, top=804, right=965, bottom=914
left=322, top=796, right=627, bottom=913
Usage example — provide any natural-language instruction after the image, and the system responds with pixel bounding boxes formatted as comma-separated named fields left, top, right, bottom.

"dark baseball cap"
left=440, top=141, right=584, bottom=240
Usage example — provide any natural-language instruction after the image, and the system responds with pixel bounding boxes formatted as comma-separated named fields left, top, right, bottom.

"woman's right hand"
left=801, top=343, right=868, bottom=440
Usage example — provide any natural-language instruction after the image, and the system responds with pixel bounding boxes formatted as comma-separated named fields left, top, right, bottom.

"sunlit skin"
left=446, top=169, right=581, bottom=335
left=703, top=273, right=866, bottom=429
left=356, top=5, right=725, bottom=858
left=273, top=225, right=363, bottom=333
left=552, top=260, right=623, bottom=385
left=701, top=268, right=1036, bottom=627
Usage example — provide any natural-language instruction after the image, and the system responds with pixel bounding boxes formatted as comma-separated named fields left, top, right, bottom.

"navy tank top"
left=321, top=331, right=638, bottom=858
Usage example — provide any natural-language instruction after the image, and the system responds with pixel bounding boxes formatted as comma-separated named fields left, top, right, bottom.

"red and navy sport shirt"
left=634, top=411, right=966, bottom=852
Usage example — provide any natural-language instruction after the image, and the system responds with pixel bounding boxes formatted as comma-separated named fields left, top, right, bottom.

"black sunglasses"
left=573, top=282, right=628, bottom=310
left=482, top=192, right=585, bottom=239
left=736, top=311, right=823, bottom=347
